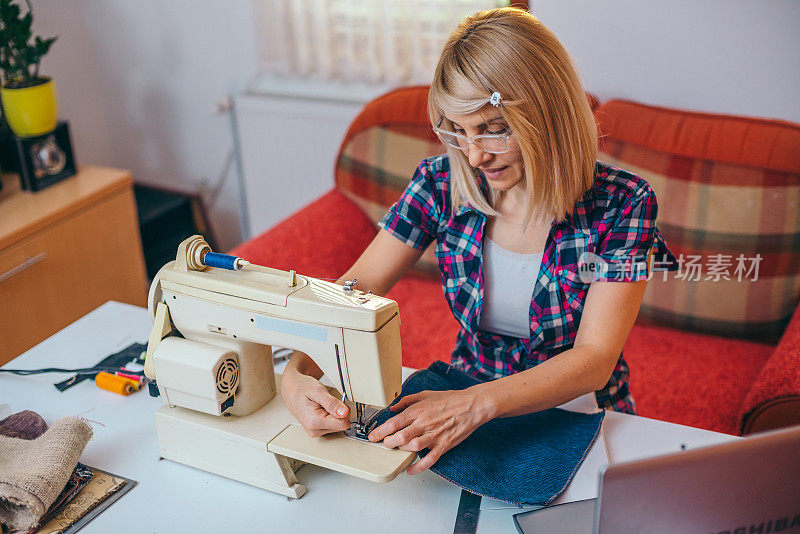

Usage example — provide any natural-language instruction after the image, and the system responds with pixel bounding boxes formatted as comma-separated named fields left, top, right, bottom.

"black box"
left=134, top=184, right=218, bottom=281
left=15, top=121, right=77, bottom=192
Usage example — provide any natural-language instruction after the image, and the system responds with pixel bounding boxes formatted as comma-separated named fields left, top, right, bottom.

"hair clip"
left=489, top=91, right=502, bottom=107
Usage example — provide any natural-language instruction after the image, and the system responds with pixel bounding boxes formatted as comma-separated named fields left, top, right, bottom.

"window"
left=252, top=0, right=521, bottom=85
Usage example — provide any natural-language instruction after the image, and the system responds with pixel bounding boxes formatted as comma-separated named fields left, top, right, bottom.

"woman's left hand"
left=367, top=388, right=493, bottom=475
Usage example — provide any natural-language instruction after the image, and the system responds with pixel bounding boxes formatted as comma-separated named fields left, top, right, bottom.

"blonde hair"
left=428, top=7, right=597, bottom=222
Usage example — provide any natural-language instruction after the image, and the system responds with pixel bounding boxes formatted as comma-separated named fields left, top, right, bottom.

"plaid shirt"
left=378, top=155, right=677, bottom=413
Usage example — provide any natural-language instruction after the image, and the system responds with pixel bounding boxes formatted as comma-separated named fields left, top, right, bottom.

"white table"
left=1, top=302, right=736, bottom=533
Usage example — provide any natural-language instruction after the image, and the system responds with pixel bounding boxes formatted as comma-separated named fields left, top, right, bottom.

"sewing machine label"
left=254, top=316, right=328, bottom=342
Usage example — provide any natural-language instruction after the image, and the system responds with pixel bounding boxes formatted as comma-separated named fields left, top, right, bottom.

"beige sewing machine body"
left=143, top=236, right=415, bottom=498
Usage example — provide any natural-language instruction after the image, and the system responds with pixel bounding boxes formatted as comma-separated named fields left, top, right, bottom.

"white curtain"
left=252, top=0, right=502, bottom=85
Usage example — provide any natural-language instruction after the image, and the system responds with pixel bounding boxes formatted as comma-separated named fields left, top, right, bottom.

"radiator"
left=233, top=76, right=391, bottom=240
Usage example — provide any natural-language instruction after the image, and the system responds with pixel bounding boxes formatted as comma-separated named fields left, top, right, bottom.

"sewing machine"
left=143, top=236, right=415, bottom=498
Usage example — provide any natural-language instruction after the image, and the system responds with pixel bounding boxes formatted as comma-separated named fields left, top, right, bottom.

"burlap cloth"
left=0, top=416, right=92, bottom=532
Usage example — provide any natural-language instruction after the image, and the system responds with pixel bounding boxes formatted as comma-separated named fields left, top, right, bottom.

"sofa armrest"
left=739, top=303, right=800, bottom=434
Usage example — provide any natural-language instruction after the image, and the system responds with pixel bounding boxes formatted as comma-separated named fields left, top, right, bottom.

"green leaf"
left=19, top=11, right=31, bottom=37
left=22, top=46, right=37, bottom=64
left=35, top=35, right=56, bottom=55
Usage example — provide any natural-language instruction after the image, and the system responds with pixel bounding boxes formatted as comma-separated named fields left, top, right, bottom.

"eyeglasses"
left=433, top=117, right=512, bottom=154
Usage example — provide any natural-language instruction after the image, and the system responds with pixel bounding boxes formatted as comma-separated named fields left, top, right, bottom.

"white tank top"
left=478, top=236, right=543, bottom=338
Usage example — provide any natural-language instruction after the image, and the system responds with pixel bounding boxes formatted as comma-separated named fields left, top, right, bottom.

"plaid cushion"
left=597, top=100, right=800, bottom=342
left=335, top=87, right=443, bottom=276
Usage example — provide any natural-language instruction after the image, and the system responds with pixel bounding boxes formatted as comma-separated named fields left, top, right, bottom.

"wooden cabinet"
left=0, top=166, right=148, bottom=363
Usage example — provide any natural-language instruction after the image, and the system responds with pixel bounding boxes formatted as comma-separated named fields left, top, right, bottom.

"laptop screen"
left=514, top=426, right=800, bottom=534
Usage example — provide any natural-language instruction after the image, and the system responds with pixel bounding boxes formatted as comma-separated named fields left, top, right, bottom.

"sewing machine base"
left=154, top=388, right=307, bottom=498
left=154, top=374, right=414, bottom=498
left=269, top=424, right=416, bottom=482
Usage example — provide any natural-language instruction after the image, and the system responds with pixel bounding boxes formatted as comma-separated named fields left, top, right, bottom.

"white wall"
left=532, top=0, right=800, bottom=123
left=35, top=1, right=256, bottom=251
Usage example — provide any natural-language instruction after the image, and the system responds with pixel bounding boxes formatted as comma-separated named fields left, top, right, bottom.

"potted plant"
left=0, top=0, right=57, bottom=137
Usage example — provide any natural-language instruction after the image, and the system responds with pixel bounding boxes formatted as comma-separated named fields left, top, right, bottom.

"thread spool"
left=203, top=252, right=240, bottom=270
left=116, top=371, right=145, bottom=383
left=95, top=372, right=139, bottom=396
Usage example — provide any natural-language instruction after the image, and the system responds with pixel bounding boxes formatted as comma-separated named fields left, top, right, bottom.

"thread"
left=95, top=372, right=139, bottom=396
left=115, top=371, right=146, bottom=383
left=203, top=252, right=239, bottom=270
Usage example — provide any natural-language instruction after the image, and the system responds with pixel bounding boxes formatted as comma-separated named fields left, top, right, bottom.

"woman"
left=280, top=7, right=675, bottom=475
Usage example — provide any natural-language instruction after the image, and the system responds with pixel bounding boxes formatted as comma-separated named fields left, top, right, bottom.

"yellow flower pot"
left=1, top=77, right=58, bottom=138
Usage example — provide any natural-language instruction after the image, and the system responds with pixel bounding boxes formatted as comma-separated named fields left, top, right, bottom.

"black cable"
left=0, top=366, right=139, bottom=376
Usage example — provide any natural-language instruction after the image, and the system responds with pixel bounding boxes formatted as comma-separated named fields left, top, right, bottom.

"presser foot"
left=344, top=404, right=381, bottom=441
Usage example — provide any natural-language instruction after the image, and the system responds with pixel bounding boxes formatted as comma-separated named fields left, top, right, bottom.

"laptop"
left=514, top=425, right=800, bottom=533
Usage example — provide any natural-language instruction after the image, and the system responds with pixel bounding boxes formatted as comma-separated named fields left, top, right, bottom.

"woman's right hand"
left=280, top=366, right=351, bottom=437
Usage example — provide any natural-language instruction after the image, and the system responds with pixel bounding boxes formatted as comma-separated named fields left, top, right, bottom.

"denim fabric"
left=367, top=361, right=605, bottom=506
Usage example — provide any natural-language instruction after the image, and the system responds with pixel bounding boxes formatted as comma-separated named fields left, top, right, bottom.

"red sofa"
left=232, top=86, right=800, bottom=436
